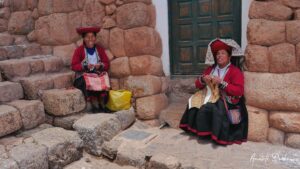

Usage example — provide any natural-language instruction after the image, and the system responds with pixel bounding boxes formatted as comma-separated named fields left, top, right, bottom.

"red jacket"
left=71, top=44, right=109, bottom=72
left=195, top=64, right=244, bottom=103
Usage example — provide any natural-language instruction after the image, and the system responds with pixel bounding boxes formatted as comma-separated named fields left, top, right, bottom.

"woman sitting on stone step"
left=179, top=38, right=248, bottom=145
left=71, top=26, right=110, bottom=113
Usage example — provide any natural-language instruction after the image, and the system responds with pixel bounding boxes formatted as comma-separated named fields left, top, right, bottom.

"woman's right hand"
left=88, top=64, right=94, bottom=70
left=202, top=75, right=212, bottom=84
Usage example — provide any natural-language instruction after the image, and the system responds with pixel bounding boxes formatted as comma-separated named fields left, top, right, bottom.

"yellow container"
left=106, top=90, right=132, bottom=111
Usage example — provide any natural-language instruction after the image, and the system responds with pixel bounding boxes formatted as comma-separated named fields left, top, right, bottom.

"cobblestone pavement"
left=64, top=152, right=137, bottom=169
left=65, top=125, right=300, bottom=169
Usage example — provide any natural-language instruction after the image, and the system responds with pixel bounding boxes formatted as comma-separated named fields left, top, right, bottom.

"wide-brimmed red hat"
left=76, top=26, right=101, bottom=34
left=210, top=39, right=232, bottom=57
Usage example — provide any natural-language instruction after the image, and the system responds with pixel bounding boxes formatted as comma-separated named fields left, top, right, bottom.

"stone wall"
left=0, top=0, right=168, bottom=121
left=245, top=0, right=300, bottom=149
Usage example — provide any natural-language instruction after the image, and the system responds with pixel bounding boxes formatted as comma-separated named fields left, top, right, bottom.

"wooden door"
left=169, top=0, right=241, bottom=75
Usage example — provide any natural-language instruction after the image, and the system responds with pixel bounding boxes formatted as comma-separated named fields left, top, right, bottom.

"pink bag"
left=83, top=72, right=110, bottom=91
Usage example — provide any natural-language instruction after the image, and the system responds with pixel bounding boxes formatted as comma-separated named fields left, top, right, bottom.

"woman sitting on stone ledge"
left=71, top=26, right=110, bottom=112
left=179, top=39, right=248, bottom=145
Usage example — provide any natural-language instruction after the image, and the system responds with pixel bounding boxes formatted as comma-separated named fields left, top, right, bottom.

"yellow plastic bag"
left=106, top=90, right=132, bottom=111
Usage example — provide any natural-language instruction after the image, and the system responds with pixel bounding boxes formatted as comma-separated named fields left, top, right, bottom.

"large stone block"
left=2, top=46, right=23, bottom=59
left=0, top=59, right=27, bottom=78
left=81, top=0, right=105, bottom=27
left=73, top=113, right=122, bottom=156
left=24, top=56, right=44, bottom=74
left=42, top=88, right=86, bottom=116
left=27, top=0, right=38, bottom=10
left=148, top=4, right=156, bottom=28
left=53, top=44, right=76, bottom=66
left=268, top=128, right=285, bottom=145
left=96, top=28, right=109, bottom=49
left=270, top=111, right=300, bottom=133
left=35, top=13, right=75, bottom=45
left=110, top=57, right=131, bottom=78
left=0, top=81, right=23, bottom=102
left=99, top=0, right=115, bottom=5
left=114, top=107, right=136, bottom=130
left=50, top=71, right=74, bottom=89
left=121, top=75, right=162, bottom=98
left=9, top=0, right=27, bottom=11
left=8, top=100, right=45, bottom=130
left=9, top=143, right=48, bottom=169
left=37, top=0, right=53, bottom=16
left=0, top=19, right=8, bottom=32
left=280, top=0, right=300, bottom=8
left=8, top=11, right=33, bottom=35
left=117, top=2, right=150, bottom=29
left=105, top=3, right=116, bottom=15
left=244, top=72, right=300, bottom=112
left=0, top=47, right=7, bottom=61
left=0, top=33, right=14, bottom=46
left=296, top=43, right=300, bottom=71
left=286, top=21, right=300, bottom=44
left=123, top=0, right=151, bottom=4
left=102, top=16, right=116, bottom=29
left=129, top=55, right=163, bottom=76
left=0, top=158, right=19, bottom=169
left=20, top=75, right=54, bottom=99
left=0, top=105, right=22, bottom=137
left=249, top=1, right=292, bottom=21
left=124, top=27, right=162, bottom=57
left=0, top=7, right=10, bottom=19
left=247, top=19, right=285, bottom=46
left=247, top=106, right=269, bottom=142
left=136, top=93, right=168, bottom=120
left=269, top=43, right=296, bottom=73
left=295, top=9, right=300, bottom=20
left=32, top=127, right=83, bottom=169
left=110, top=78, right=119, bottom=90
left=41, top=56, right=64, bottom=72
left=53, top=113, right=86, bottom=130
left=23, top=44, right=42, bottom=57
left=148, top=153, right=181, bottom=169
left=285, top=133, right=300, bottom=149
left=52, top=0, right=80, bottom=13
left=245, top=45, right=269, bottom=72
left=109, top=28, right=126, bottom=57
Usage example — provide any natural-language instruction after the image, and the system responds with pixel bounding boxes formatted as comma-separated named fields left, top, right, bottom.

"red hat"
left=76, top=26, right=101, bottom=34
left=210, top=39, right=232, bottom=57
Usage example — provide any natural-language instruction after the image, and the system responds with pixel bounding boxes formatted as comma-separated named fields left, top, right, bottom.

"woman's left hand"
left=211, top=76, right=222, bottom=84
left=95, top=63, right=101, bottom=70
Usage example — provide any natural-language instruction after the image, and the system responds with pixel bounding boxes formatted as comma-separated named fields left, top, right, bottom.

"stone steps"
left=0, top=44, right=43, bottom=61
left=0, top=100, right=46, bottom=138
left=0, top=54, right=64, bottom=80
left=15, top=70, right=74, bottom=100
left=0, top=81, right=23, bottom=103
left=0, top=125, right=83, bottom=169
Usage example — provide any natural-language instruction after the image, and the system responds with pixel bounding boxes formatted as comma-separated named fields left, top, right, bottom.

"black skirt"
left=179, top=97, right=248, bottom=145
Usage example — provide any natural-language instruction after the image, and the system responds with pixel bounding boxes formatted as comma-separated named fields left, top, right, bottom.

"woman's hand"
left=211, top=76, right=222, bottom=85
left=202, top=75, right=212, bottom=84
left=95, top=63, right=101, bottom=70
left=88, top=64, right=95, bottom=70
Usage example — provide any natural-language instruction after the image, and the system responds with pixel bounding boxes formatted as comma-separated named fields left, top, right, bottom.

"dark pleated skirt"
left=179, top=97, right=248, bottom=145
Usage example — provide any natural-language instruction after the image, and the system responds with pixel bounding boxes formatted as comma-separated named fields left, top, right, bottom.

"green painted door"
left=169, top=0, right=241, bottom=75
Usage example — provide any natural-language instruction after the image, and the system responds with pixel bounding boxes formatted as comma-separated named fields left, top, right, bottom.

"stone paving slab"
left=104, top=127, right=300, bottom=169
left=64, top=152, right=137, bottom=169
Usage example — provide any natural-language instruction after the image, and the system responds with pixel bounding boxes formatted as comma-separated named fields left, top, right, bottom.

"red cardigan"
left=71, top=44, right=109, bottom=72
left=195, top=64, right=244, bottom=103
